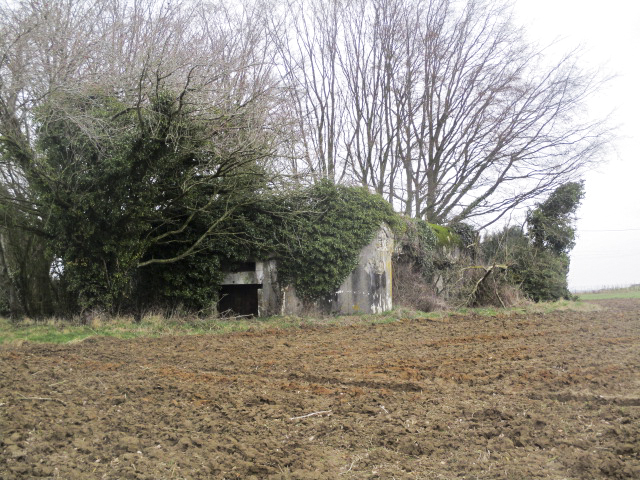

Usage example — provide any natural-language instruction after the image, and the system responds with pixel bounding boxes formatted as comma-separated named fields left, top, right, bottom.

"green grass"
left=577, top=285, right=640, bottom=300
left=0, top=298, right=603, bottom=345
left=0, top=316, right=274, bottom=344
left=0, top=310, right=405, bottom=345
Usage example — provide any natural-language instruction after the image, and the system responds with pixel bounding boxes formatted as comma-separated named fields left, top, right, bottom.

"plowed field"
left=1, top=299, right=639, bottom=479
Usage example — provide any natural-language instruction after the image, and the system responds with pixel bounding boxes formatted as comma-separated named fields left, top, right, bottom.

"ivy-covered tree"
left=18, top=87, right=273, bottom=315
left=527, top=181, right=585, bottom=255
left=521, top=181, right=584, bottom=301
left=483, top=182, right=584, bottom=302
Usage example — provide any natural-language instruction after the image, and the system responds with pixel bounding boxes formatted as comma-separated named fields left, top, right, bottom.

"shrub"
left=393, top=217, right=438, bottom=280
left=275, top=181, right=399, bottom=299
left=392, top=261, right=447, bottom=312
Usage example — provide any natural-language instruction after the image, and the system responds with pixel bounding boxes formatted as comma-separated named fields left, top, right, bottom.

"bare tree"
left=403, top=0, right=608, bottom=227
left=274, top=0, right=609, bottom=227
left=340, top=0, right=407, bottom=201
left=268, top=0, right=349, bottom=182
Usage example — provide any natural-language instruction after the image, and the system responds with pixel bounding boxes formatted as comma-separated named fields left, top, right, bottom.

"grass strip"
left=0, top=298, right=601, bottom=345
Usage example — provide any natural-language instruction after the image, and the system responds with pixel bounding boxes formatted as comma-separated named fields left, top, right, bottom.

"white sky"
left=514, top=0, right=640, bottom=291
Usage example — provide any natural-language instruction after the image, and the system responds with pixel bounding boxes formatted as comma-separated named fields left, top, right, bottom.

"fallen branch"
left=289, top=410, right=332, bottom=421
left=466, top=264, right=508, bottom=306
left=17, top=394, right=67, bottom=406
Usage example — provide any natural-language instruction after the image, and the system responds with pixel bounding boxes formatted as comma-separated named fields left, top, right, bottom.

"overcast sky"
left=513, top=0, right=640, bottom=291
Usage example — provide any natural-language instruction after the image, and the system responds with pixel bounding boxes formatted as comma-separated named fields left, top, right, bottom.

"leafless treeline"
left=272, top=0, right=609, bottom=227
left=1, top=0, right=610, bottom=228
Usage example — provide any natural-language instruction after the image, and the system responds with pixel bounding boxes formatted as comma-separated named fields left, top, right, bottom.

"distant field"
left=578, top=285, right=640, bottom=300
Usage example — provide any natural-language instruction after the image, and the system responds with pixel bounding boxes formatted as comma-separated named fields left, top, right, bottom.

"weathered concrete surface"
left=219, top=225, right=394, bottom=316
left=281, top=224, right=394, bottom=315
left=335, top=223, right=393, bottom=314
left=221, top=269, right=261, bottom=286
left=259, top=260, right=280, bottom=317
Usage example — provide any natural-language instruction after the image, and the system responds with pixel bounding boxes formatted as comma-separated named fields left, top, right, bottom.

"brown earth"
left=1, top=298, right=639, bottom=479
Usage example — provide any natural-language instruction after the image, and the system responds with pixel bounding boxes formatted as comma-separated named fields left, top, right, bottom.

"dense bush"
left=481, top=182, right=584, bottom=302
left=516, top=250, right=572, bottom=302
left=393, top=181, right=583, bottom=310
left=274, top=181, right=399, bottom=300
left=394, top=218, right=438, bottom=279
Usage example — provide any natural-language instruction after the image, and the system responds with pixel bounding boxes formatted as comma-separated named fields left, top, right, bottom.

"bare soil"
left=1, top=299, right=639, bottom=479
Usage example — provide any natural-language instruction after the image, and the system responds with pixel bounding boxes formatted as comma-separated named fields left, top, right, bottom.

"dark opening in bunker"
left=218, top=284, right=260, bottom=316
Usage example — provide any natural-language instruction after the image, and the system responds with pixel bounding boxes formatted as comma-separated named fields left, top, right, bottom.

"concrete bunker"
left=218, top=224, right=393, bottom=316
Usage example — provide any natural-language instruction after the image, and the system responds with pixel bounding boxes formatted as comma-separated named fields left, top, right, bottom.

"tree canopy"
left=272, top=0, right=609, bottom=226
left=0, top=0, right=609, bottom=316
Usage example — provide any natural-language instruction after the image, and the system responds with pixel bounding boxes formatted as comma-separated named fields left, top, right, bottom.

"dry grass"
left=392, top=261, right=448, bottom=312
left=0, top=294, right=601, bottom=345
